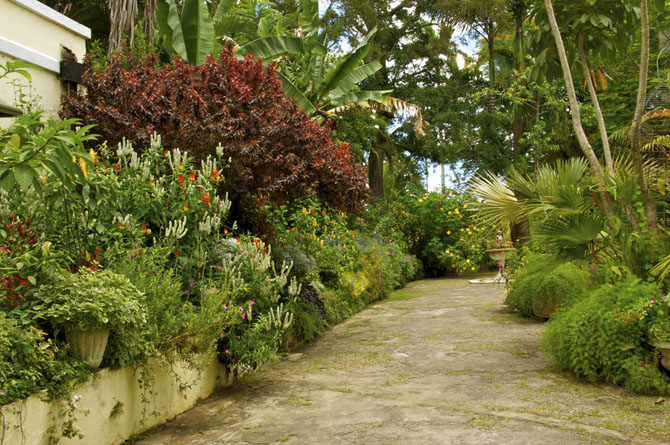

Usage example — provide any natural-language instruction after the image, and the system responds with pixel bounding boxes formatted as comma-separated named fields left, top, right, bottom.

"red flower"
left=189, top=173, right=196, bottom=181
left=253, top=239, right=261, bottom=249
left=95, top=247, right=101, bottom=254
left=201, top=193, right=211, bottom=204
left=177, top=175, right=184, bottom=183
left=210, top=169, right=219, bottom=179
left=111, top=163, right=121, bottom=171
left=174, top=251, right=180, bottom=258
left=142, top=225, right=149, bottom=234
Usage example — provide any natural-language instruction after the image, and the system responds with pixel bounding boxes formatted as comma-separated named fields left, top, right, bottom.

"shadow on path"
left=132, top=277, right=670, bottom=444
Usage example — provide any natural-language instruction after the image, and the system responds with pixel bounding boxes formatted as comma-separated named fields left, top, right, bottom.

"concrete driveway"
left=132, top=277, right=670, bottom=444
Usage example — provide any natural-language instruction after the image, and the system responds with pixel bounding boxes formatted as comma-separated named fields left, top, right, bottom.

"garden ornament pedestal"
left=66, top=328, right=110, bottom=368
left=469, top=248, right=515, bottom=284
left=654, top=342, right=670, bottom=371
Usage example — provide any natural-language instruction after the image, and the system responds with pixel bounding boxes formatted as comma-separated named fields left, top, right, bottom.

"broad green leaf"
left=157, top=0, right=188, bottom=61
left=181, top=0, right=217, bottom=65
left=317, top=27, right=377, bottom=103
left=13, top=163, right=35, bottom=191
left=327, top=62, right=382, bottom=100
left=43, top=156, right=66, bottom=183
left=9, top=134, right=20, bottom=148
left=214, top=16, right=256, bottom=37
left=0, top=171, right=15, bottom=193
left=277, top=72, right=316, bottom=116
left=301, top=0, right=318, bottom=33
left=28, top=276, right=36, bottom=285
left=237, top=36, right=305, bottom=62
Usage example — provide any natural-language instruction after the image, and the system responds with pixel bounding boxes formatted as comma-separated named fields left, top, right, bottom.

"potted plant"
left=32, top=268, right=146, bottom=368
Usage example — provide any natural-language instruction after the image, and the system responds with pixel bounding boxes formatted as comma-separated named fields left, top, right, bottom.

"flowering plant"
left=31, top=268, right=147, bottom=331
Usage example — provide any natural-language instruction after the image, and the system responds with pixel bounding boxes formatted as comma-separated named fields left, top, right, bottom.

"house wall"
left=0, top=0, right=90, bottom=117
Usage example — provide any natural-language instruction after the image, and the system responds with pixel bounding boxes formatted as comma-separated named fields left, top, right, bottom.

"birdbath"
left=469, top=247, right=515, bottom=284
left=654, top=342, right=670, bottom=371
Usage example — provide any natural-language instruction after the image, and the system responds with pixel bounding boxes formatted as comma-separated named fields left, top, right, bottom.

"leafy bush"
left=365, top=188, right=494, bottom=276
left=543, top=277, right=670, bottom=395
left=31, top=269, right=147, bottom=331
left=0, top=313, right=90, bottom=405
left=61, top=50, right=369, bottom=230
left=505, top=255, right=593, bottom=318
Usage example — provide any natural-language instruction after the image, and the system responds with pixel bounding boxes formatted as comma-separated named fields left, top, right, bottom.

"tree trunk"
left=630, top=0, right=658, bottom=227
left=368, top=147, right=384, bottom=202
left=512, top=12, right=526, bottom=156
left=487, top=24, right=496, bottom=114
left=578, top=29, right=614, bottom=178
left=543, top=0, right=614, bottom=218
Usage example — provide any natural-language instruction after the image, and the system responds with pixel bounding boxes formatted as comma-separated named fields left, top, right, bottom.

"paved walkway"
left=133, top=278, right=670, bottom=444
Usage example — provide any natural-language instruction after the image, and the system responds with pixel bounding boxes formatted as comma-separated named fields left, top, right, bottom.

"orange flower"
left=321, top=210, right=326, bottom=215
left=177, top=175, right=184, bottom=183
left=210, top=168, right=219, bottom=179
left=201, top=193, right=211, bottom=204
left=183, top=204, right=189, bottom=211
left=174, top=251, right=180, bottom=257
left=189, top=173, right=196, bottom=181
left=142, top=225, right=149, bottom=234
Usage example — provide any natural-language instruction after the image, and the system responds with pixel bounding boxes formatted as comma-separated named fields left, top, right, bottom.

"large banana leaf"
left=327, top=62, right=382, bottom=100
left=316, top=27, right=377, bottom=104
left=277, top=72, right=317, bottom=116
left=236, top=36, right=305, bottom=61
left=214, top=15, right=257, bottom=37
left=181, top=0, right=217, bottom=65
left=157, top=0, right=188, bottom=61
left=301, top=0, right=318, bottom=34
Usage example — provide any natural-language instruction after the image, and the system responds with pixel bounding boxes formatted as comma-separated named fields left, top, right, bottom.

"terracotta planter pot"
left=65, top=328, right=110, bottom=369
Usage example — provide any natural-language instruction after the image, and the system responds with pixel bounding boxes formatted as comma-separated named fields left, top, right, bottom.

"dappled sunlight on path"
left=133, top=278, right=670, bottom=444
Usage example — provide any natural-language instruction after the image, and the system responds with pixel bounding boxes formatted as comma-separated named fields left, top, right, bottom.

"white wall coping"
left=0, top=36, right=61, bottom=73
left=10, top=0, right=92, bottom=39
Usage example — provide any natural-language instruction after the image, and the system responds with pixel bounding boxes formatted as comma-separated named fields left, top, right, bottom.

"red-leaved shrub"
left=61, top=50, right=369, bottom=230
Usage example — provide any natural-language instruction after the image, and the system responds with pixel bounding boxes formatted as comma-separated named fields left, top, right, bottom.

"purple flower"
left=219, top=333, right=224, bottom=337
left=225, top=349, right=229, bottom=354
left=189, top=281, right=194, bottom=287
left=215, top=317, right=221, bottom=322
left=652, top=299, right=657, bottom=303
left=249, top=301, right=255, bottom=306
left=239, top=306, right=244, bottom=311
left=241, top=313, right=246, bottom=320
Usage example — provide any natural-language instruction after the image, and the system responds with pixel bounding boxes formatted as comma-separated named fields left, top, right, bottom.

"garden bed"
left=0, top=358, right=229, bottom=445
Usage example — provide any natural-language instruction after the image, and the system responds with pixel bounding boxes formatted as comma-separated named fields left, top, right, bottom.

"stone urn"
left=65, top=328, right=110, bottom=369
left=654, top=342, right=670, bottom=371
left=470, top=247, right=515, bottom=284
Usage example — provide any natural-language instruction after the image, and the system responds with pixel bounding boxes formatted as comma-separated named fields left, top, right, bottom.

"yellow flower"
left=312, top=220, right=317, bottom=227
left=302, top=207, right=307, bottom=214
left=79, top=157, right=88, bottom=179
left=440, top=207, right=444, bottom=211
left=71, top=156, right=76, bottom=163
left=471, top=266, right=475, bottom=271
left=447, top=230, right=451, bottom=235
left=41, top=176, right=47, bottom=185
left=463, top=204, right=468, bottom=209
left=89, top=149, right=96, bottom=162
left=418, top=199, right=423, bottom=203
left=448, top=211, right=452, bottom=215
left=466, top=259, right=470, bottom=263
left=460, top=228, right=464, bottom=232
left=44, top=241, right=50, bottom=251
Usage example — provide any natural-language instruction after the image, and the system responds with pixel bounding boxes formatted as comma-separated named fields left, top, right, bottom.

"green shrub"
left=505, top=255, right=593, bottom=318
left=543, top=277, right=670, bottom=395
left=0, top=313, right=90, bottom=405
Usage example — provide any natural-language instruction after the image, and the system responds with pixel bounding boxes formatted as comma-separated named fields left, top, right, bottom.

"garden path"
left=132, top=277, right=670, bottom=444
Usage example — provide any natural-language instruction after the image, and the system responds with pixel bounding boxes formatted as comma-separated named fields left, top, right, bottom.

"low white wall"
left=0, top=358, right=230, bottom=445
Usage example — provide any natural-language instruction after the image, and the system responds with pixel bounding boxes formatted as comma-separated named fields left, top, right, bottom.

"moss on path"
left=132, top=277, right=670, bottom=444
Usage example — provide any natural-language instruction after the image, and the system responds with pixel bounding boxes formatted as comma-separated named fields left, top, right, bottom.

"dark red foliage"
left=61, top=50, right=369, bottom=229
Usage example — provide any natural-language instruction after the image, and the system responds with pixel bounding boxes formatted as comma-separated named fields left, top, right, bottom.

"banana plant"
left=157, top=0, right=218, bottom=65
left=235, top=0, right=393, bottom=119
left=213, top=0, right=286, bottom=45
